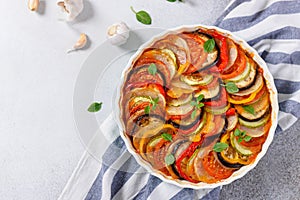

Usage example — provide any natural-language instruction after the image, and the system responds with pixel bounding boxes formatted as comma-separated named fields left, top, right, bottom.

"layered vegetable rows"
left=120, top=28, right=272, bottom=183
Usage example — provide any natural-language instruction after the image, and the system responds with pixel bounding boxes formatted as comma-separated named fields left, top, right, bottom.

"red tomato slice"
left=202, top=151, right=234, bottom=180
left=240, top=133, right=268, bottom=147
left=221, top=49, right=247, bottom=80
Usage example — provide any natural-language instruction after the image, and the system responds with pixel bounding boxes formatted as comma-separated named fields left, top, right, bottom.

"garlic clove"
left=67, top=33, right=88, bottom=53
left=107, top=22, right=130, bottom=46
left=57, top=0, right=84, bottom=21
left=28, top=0, right=39, bottom=11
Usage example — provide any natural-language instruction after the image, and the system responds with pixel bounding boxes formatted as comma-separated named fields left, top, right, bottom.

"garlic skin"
left=28, top=0, right=39, bottom=11
left=107, top=22, right=130, bottom=46
left=57, top=0, right=84, bottom=21
left=67, top=33, right=88, bottom=53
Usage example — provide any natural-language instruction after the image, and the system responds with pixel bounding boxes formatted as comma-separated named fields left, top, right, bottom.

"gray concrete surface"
left=220, top=119, right=300, bottom=200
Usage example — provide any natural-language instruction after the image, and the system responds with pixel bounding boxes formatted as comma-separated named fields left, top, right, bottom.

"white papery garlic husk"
left=107, top=22, right=130, bottom=46
left=57, top=0, right=84, bottom=21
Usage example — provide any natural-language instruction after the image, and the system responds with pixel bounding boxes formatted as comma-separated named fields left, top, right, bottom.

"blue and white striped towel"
left=60, top=0, right=300, bottom=199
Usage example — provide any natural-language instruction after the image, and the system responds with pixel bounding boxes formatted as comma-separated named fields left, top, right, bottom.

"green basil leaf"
left=243, top=105, right=255, bottom=115
left=161, top=133, right=173, bottom=141
left=165, top=154, right=175, bottom=165
left=240, top=131, right=246, bottom=137
left=213, top=142, right=229, bottom=152
left=153, top=97, right=159, bottom=104
left=191, top=110, right=197, bottom=119
left=87, top=102, right=102, bottom=112
left=237, top=137, right=243, bottom=143
left=244, top=135, right=252, bottom=142
left=167, top=0, right=176, bottom=2
left=225, top=82, right=239, bottom=94
left=196, top=102, right=204, bottom=109
left=144, top=105, right=150, bottom=114
left=204, top=39, right=215, bottom=53
left=196, top=94, right=204, bottom=102
left=234, top=128, right=241, bottom=136
left=148, top=63, right=157, bottom=75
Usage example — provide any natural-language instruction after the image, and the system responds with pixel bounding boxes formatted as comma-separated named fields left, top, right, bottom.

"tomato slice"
left=175, top=141, right=203, bottom=182
left=240, top=133, right=268, bottom=147
left=202, top=151, right=234, bottom=180
left=221, top=49, right=247, bottom=80
left=135, top=57, right=171, bottom=85
left=180, top=33, right=207, bottom=73
left=126, top=83, right=166, bottom=98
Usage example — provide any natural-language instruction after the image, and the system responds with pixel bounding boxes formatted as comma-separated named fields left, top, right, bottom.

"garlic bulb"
left=28, top=0, right=39, bottom=11
left=67, top=33, right=87, bottom=53
left=107, top=22, right=130, bottom=46
left=57, top=0, right=84, bottom=21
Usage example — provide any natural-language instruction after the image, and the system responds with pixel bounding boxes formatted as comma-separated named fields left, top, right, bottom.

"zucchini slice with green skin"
left=185, top=111, right=207, bottom=136
left=238, top=112, right=270, bottom=128
left=167, top=93, right=193, bottom=107
left=181, top=73, right=214, bottom=86
left=195, top=83, right=220, bottom=99
left=234, top=72, right=263, bottom=97
left=166, top=101, right=194, bottom=116
left=230, top=132, right=253, bottom=156
left=238, top=120, right=271, bottom=137
left=205, top=103, right=230, bottom=115
left=225, top=60, right=251, bottom=82
left=234, top=60, right=257, bottom=89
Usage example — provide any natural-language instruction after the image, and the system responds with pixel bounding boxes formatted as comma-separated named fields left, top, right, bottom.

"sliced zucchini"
left=230, top=132, right=253, bottom=156
left=167, top=93, right=193, bottom=107
left=225, top=59, right=251, bottom=82
left=181, top=73, right=213, bottom=86
left=205, top=103, right=230, bottom=115
left=238, top=112, right=270, bottom=128
left=234, top=72, right=263, bottom=97
left=238, top=120, right=271, bottom=137
left=195, top=83, right=220, bottom=99
left=234, top=59, right=257, bottom=89
left=187, top=111, right=207, bottom=136
left=166, top=101, right=194, bottom=116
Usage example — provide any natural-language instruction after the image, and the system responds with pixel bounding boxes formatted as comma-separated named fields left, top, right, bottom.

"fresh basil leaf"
left=130, top=6, right=152, bottom=25
left=243, top=105, right=255, bottom=115
left=161, top=133, right=173, bottom=141
left=204, top=39, right=215, bottom=53
left=153, top=97, right=159, bottom=104
left=244, top=135, right=252, bottom=142
left=234, top=128, right=241, bottom=136
left=148, top=63, right=157, bottom=75
left=196, top=102, right=204, bottom=109
left=165, top=154, right=175, bottom=165
left=225, top=82, right=239, bottom=94
left=191, top=110, right=197, bottom=119
left=213, top=142, right=229, bottom=152
left=196, top=94, right=204, bottom=102
left=167, top=0, right=176, bottom=2
left=237, top=137, right=243, bottom=143
left=144, top=105, right=150, bottom=114
left=240, top=131, right=246, bottom=137
left=87, top=102, right=102, bottom=112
